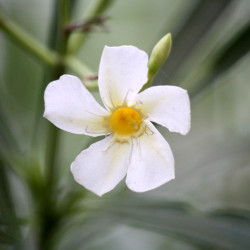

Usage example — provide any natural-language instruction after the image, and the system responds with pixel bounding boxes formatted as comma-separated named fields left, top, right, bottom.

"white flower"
left=44, top=45, right=190, bottom=196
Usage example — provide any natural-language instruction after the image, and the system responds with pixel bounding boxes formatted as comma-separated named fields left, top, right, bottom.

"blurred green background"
left=0, top=0, right=250, bottom=249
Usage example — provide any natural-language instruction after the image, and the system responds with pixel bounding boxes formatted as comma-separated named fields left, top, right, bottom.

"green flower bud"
left=148, top=33, right=172, bottom=79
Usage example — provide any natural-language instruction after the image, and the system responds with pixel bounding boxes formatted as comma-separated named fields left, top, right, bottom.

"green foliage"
left=0, top=0, right=250, bottom=249
left=102, top=199, right=250, bottom=250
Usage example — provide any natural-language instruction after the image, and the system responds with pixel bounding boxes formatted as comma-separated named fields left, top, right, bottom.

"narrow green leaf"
left=102, top=200, right=250, bottom=250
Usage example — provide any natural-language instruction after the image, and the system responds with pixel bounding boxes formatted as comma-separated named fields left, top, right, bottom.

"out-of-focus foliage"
left=0, top=0, right=250, bottom=249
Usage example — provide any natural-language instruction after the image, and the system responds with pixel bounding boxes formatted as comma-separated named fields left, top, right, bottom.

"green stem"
left=0, top=8, right=57, bottom=67
left=139, top=75, right=154, bottom=92
left=67, top=0, right=114, bottom=54
left=0, top=8, right=96, bottom=87
left=64, top=55, right=92, bottom=75
left=44, top=0, right=69, bottom=195
left=38, top=1, right=71, bottom=250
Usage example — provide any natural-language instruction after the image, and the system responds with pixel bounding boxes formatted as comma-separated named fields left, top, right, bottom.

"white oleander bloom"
left=44, top=45, right=190, bottom=196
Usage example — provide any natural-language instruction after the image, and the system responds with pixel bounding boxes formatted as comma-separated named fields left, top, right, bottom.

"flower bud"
left=148, top=33, right=172, bottom=82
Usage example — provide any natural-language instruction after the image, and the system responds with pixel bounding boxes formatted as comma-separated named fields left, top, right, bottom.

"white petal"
left=136, top=86, right=190, bottom=135
left=126, top=121, right=174, bottom=192
left=44, top=74, right=109, bottom=136
left=71, top=135, right=131, bottom=196
left=98, top=46, right=148, bottom=109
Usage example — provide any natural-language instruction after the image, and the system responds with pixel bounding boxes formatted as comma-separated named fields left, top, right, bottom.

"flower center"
left=108, top=107, right=142, bottom=136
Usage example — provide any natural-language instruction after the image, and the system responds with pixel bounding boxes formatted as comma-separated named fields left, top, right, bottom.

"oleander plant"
left=0, top=1, right=250, bottom=250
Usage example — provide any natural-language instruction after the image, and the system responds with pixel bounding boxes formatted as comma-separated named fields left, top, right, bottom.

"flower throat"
left=108, top=107, right=142, bottom=136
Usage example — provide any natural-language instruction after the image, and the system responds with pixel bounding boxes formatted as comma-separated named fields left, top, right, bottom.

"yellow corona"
left=108, top=107, right=143, bottom=136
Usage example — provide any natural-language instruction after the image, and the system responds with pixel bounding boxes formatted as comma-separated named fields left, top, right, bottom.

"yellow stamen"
left=108, top=107, right=142, bottom=136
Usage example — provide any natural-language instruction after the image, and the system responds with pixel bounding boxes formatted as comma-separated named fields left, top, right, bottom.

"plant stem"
left=0, top=8, right=96, bottom=87
left=0, top=8, right=57, bottom=67
left=38, top=1, right=71, bottom=249
left=67, top=0, right=114, bottom=54
left=65, top=54, right=92, bottom=73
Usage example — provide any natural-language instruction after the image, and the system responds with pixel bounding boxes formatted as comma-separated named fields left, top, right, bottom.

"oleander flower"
left=44, top=45, right=190, bottom=196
